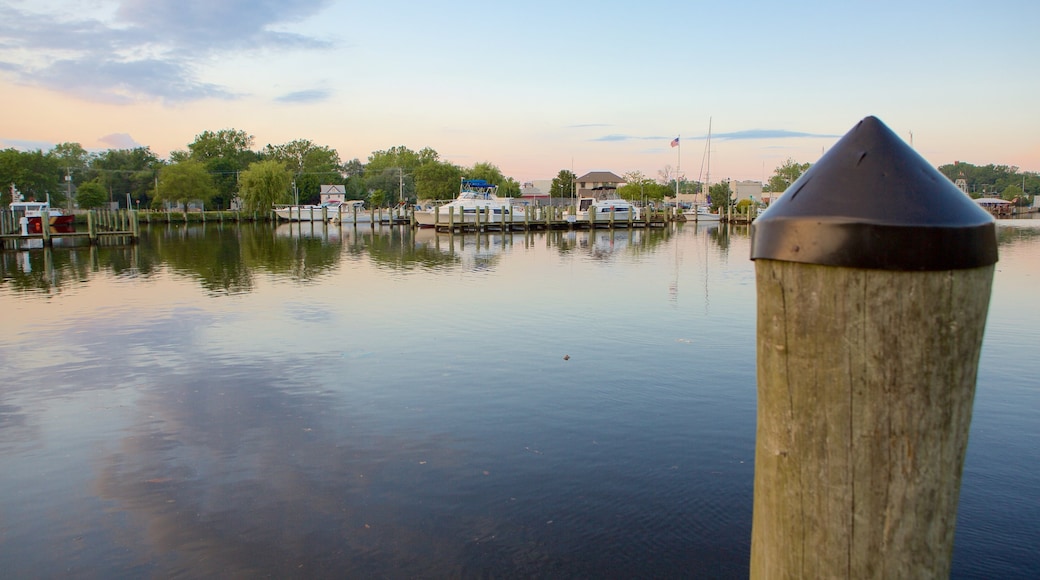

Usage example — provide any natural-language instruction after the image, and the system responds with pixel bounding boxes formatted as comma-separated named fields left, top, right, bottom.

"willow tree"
left=239, top=160, right=292, bottom=213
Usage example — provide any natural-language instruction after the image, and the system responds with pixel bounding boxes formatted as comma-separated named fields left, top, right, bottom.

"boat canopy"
left=463, top=179, right=493, bottom=188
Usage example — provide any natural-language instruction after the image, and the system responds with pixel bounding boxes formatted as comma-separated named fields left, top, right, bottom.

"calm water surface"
left=1, top=219, right=1037, bottom=578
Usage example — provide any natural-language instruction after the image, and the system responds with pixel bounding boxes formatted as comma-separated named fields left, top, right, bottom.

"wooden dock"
left=426, top=206, right=670, bottom=233
left=1, top=209, right=139, bottom=250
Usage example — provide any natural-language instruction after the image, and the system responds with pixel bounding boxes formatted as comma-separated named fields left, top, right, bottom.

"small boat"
left=273, top=200, right=344, bottom=222
left=10, top=199, right=75, bottom=233
left=574, top=195, right=641, bottom=223
left=682, top=204, right=720, bottom=222
left=329, top=200, right=376, bottom=224
left=414, top=179, right=524, bottom=227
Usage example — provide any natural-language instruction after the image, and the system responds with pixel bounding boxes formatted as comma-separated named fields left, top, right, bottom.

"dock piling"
left=749, top=116, right=998, bottom=578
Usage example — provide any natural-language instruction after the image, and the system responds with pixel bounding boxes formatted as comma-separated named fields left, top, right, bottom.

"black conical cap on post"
left=751, top=116, right=997, bottom=270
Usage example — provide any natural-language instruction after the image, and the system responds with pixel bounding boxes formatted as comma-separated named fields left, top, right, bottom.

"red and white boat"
left=10, top=200, right=75, bottom=233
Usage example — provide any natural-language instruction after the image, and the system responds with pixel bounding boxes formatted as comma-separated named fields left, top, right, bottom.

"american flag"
left=670, top=137, right=679, bottom=148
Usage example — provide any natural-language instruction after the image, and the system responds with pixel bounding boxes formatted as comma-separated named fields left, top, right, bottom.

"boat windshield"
left=11, top=202, right=48, bottom=212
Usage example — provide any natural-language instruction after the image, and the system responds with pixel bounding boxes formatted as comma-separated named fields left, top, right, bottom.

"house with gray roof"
left=576, top=171, right=625, bottom=198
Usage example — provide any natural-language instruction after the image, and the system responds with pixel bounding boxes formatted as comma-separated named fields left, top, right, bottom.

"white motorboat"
left=682, top=204, right=720, bottom=222
left=329, top=200, right=377, bottom=223
left=414, top=179, right=524, bottom=227
left=273, top=200, right=344, bottom=222
left=574, top=195, right=641, bottom=224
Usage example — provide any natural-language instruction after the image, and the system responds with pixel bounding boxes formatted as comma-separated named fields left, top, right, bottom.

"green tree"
left=708, top=181, right=732, bottom=211
left=366, top=146, right=424, bottom=176
left=188, top=129, right=260, bottom=210
left=498, top=177, right=521, bottom=198
left=4, top=149, right=64, bottom=205
left=467, top=161, right=505, bottom=184
left=49, top=142, right=92, bottom=204
left=264, top=139, right=342, bottom=204
left=156, top=160, right=217, bottom=209
left=646, top=182, right=673, bottom=203
left=168, top=150, right=191, bottom=164
left=414, top=161, right=463, bottom=201
left=189, top=129, right=254, bottom=161
left=765, top=158, right=810, bottom=193
left=89, top=147, right=161, bottom=208
left=619, top=171, right=652, bottom=202
left=937, top=161, right=1039, bottom=199
left=1001, top=184, right=1024, bottom=203
left=364, top=146, right=440, bottom=203
left=0, top=148, right=25, bottom=205
left=550, top=170, right=576, bottom=198
left=343, top=158, right=365, bottom=178
left=75, top=181, right=108, bottom=209
left=238, top=160, right=293, bottom=213
left=366, top=168, right=413, bottom=205
left=466, top=162, right=520, bottom=197
left=344, top=175, right=367, bottom=200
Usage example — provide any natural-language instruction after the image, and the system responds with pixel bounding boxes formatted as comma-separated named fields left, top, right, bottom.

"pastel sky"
left=1, top=0, right=1038, bottom=184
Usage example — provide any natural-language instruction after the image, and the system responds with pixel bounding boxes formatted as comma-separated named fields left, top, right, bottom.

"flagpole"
left=676, top=135, right=681, bottom=200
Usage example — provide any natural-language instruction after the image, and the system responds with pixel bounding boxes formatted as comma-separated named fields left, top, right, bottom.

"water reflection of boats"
left=562, top=229, right=642, bottom=258
left=412, top=228, right=508, bottom=270
left=414, top=179, right=524, bottom=227
left=275, top=222, right=349, bottom=240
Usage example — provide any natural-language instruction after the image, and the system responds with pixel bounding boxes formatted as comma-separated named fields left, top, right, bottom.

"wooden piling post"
left=749, top=116, right=998, bottom=579
left=41, top=209, right=51, bottom=245
left=87, top=210, right=97, bottom=244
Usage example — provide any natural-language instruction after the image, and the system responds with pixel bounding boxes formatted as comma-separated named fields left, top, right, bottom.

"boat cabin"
left=10, top=201, right=52, bottom=216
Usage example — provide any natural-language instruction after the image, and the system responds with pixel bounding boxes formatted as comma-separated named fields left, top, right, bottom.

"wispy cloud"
left=591, top=129, right=838, bottom=143
left=714, top=129, right=839, bottom=140
left=275, top=89, right=332, bottom=104
left=0, top=1, right=334, bottom=105
left=590, top=134, right=670, bottom=142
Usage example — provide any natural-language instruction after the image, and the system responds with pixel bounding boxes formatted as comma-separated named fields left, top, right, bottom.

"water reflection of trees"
left=0, top=244, right=156, bottom=294
left=153, top=223, right=349, bottom=293
left=409, top=229, right=507, bottom=271
left=3, top=223, right=718, bottom=295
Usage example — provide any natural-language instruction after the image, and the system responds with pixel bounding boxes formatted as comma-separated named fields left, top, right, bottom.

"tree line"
left=3, top=129, right=1034, bottom=213
left=937, top=162, right=1038, bottom=203
left=0, top=129, right=527, bottom=213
